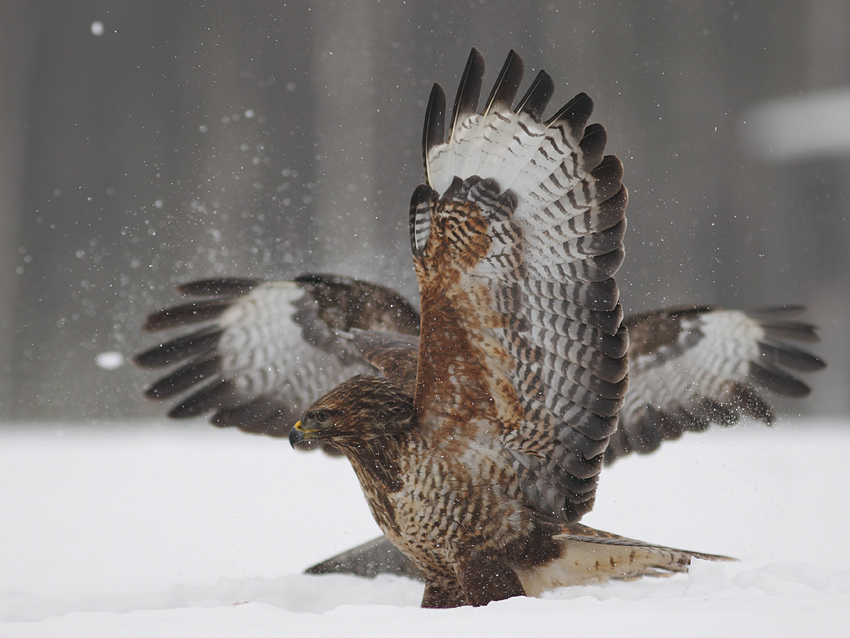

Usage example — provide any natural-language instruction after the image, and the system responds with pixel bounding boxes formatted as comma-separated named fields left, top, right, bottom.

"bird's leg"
left=421, top=580, right=467, bottom=608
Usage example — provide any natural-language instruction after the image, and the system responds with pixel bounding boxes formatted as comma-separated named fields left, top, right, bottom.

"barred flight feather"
left=135, top=275, right=419, bottom=439
left=607, top=307, right=825, bottom=463
left=136, top=49, right=825, bottom=608
left=417, top=49, right=629, bottom=522
left=134, top=326, right=224, bottom=369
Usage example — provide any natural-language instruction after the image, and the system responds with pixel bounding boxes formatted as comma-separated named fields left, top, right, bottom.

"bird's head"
left=289, top=375, right=415, bottom=451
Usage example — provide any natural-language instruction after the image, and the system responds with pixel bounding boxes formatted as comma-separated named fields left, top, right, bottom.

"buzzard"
left=136, top=50, right=824, bottom=607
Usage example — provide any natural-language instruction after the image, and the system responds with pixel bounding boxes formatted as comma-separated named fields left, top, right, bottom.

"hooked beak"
left=289, top=421, right=306, bottom=448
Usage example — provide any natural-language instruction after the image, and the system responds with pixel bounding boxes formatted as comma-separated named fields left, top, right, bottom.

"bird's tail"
left=515, top=523, right=733, bottom=596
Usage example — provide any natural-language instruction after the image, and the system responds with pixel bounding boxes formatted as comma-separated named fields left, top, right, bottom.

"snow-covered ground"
left=2, top=419, right=848, bottom=637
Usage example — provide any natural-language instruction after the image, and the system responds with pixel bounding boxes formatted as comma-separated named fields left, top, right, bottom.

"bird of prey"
left=136, top=49, right=824, bottom=607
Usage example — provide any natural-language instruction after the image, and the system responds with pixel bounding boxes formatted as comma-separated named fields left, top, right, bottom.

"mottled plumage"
left=608, top=305, right=824, bottom=462
left=287, top=50, right=820, bottom=607
left=136, top=274, right=419, bottom=439
left=137, top=50, right=824, bottom=607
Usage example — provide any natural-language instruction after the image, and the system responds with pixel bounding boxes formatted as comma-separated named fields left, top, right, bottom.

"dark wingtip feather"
left=590, top=155, right=625, bottom=197
left=144, top=356, right=221, bottom=400
left=448, top=48, right=485, bottom=142
left=482, top=49, right=525, bottom=116
left=594, top=303, right=624, bottom=336
left=515, top=70, right=554, bottom=120
left=580, top=246, right=625, bottom=282
left=758, top=320, right=821, bottom=344
left=578, top=123, right=608, bottom=171
left=585, top=186, right=627, bottom=236
left=167, top=379, right=236, bottom=419
left=579, top=277, right=620, bottom=312
left=141, top=301, right=230, bottom=332
left=748, top=307, right=821, bottom=343
left=176, top=278, right=262, bottom=298
left=758, top=341, right=826, bottom=372
left=133, top=327, right=223, bottom=369
left=749, top=361, right=812, bottom=397
left=422, top=83, right=446, bottom=184
left=546, top=92, right=594, bottom=131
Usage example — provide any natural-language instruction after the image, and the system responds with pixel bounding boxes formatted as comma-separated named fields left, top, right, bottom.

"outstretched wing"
left=412, top=49, right=629, bottom=523
left=300, top=304, right=824, bottom=579
left=135, top=274, right=420, bottom=438
left=605, top=305, right=825, bottom=463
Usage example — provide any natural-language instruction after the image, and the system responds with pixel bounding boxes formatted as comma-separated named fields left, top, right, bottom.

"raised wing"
left=135, top=274, right=420, bottom=438
left=412, top=49, right=629, bottom=523
left=605, top=305, right=825, bottom=463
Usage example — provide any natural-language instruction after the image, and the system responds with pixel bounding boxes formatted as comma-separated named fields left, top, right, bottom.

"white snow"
left=1, top=419, right=849, bottom=636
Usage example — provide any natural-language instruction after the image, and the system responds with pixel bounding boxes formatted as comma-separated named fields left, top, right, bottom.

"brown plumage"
left=137, top=49, right=824, bottom=607
left=293, top=370, right=734, bottom=606
left=292, top=375, right=571, bottom=607
left=291, top=49, right=746, bottom=608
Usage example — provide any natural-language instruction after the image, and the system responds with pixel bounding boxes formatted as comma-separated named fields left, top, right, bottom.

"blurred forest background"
left=1, top=0, right=847, bottom=422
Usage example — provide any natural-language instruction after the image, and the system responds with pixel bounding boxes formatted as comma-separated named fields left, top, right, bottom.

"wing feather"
left=424, top=49, right=486, bottom=193
left=449, top=48, right=486, bottom=141
left=515, top=70, right=555, bottom=120
left=134, top=326, right=224, bottom=368
left=422, top=85, right=446, bottom=189
left=144, top=355, right=222, bottom=400
left=525, top=277, right=620, bottom=311
left=135, top=275, right=420, bottom=438
left=605, top=306, right=825, bottom=464
left=168, top=379, right=237, bottom=419
left=416, top=51, right=628, bottom=524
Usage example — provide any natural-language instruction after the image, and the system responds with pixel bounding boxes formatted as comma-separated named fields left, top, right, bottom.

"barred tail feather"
left=515, top=525, right=732, bottom=596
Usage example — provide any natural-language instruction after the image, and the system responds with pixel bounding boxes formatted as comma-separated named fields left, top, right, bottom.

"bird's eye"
left=315, top=410, right=330, bottom=424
